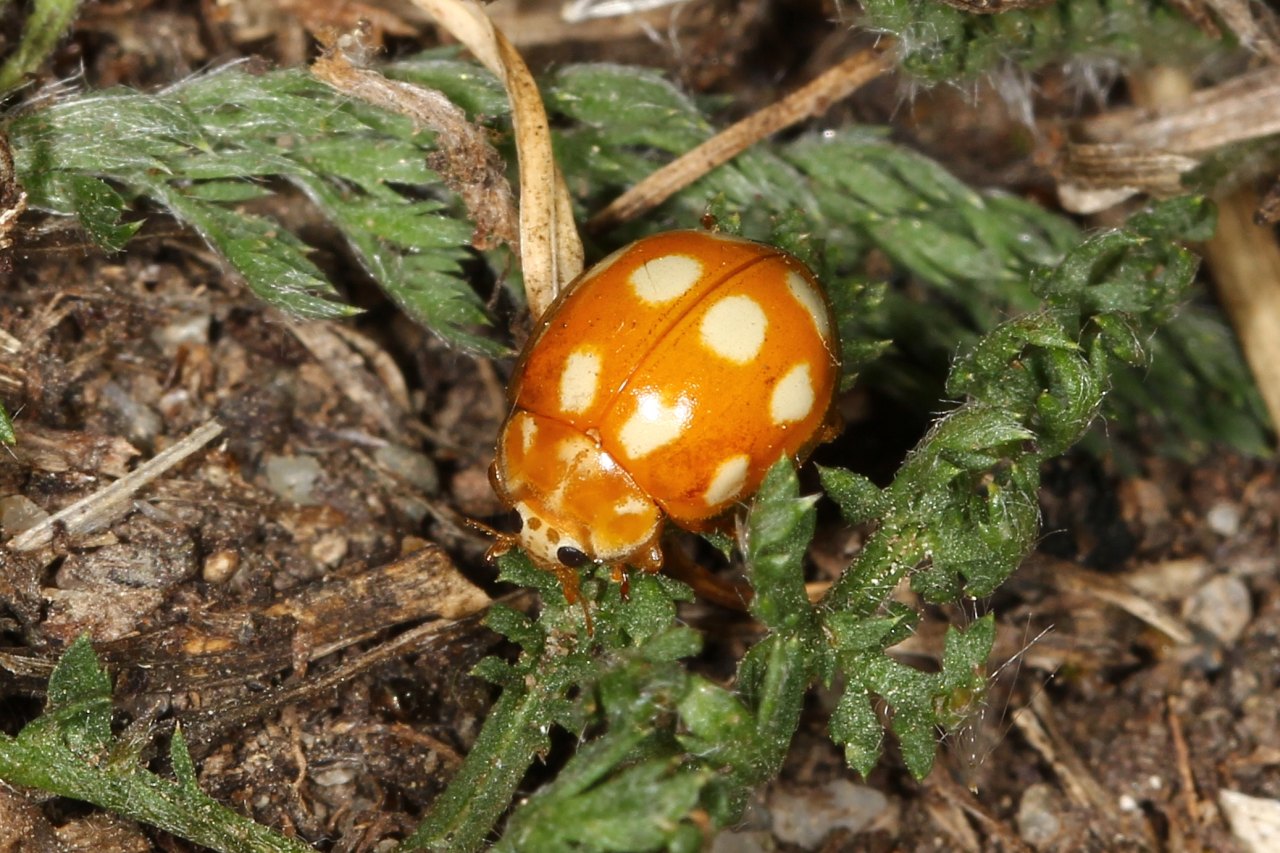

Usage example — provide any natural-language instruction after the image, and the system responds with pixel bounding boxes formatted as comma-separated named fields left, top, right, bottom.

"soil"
left=1, top=1, right=1276, bottom=851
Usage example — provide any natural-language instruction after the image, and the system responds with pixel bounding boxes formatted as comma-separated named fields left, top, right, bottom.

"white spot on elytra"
left=771, top=364, right=815, bottom=425
left=559, top=347, right=601, bottom=414
left=558, top=436, right=592, bottom=463
left=519, top=416, right=537, bottom=453
left=618, top=392, right=690, bottom=459
left=614, top=496, right=651, bottom=515
left=786, top=270, right=830, bottom=340
left=629, top=255, right=703, bottom=304
left=704, top=455, right=750, bottom=506
left=700, top=294, right=767, bottom=363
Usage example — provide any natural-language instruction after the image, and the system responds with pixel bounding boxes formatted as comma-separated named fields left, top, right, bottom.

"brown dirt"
left=1, top=1, right=1276, bottom=851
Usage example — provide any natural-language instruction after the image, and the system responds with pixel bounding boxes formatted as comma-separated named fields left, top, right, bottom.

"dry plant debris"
left=1, top=0, right=1280, bottom=851
left=412, top=0, right=583, bottom=318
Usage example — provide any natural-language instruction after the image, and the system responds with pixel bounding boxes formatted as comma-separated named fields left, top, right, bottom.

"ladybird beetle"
left=490, top=230, right=840, bottom=595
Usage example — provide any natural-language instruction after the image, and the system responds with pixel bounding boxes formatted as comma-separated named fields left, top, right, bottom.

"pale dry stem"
left=587, top=46, right=895, bottom=234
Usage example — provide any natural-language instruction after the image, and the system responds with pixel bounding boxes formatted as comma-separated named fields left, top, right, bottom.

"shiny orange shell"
left=491, top=230, right=840, bottom=575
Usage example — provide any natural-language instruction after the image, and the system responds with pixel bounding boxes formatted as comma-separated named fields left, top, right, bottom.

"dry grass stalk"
left=588, top=46, right=895, bottom=233
left=8, top=419, right=224, bottom=552
left=412, top=0, right=583, bottom=318
left=1203, top=186, right=1280, bottom=435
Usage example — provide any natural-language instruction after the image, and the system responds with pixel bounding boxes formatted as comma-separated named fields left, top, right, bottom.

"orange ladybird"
left=490, top=230, right=840, bottom=593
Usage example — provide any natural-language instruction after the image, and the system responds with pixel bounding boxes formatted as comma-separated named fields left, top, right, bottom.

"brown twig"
left=1167, top=697, right=1201, bottom=826
left=587, top=46, right=895, bottom=234
left=311, top=28, right=520, bottom=253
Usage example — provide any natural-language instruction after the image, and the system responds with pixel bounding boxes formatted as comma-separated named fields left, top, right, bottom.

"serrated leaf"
left=734, top=634, right=816, bottom=785
left=471, top=657, right=521, bottom=689
left=169, top=727, right=198, bottom=789
left=825, top=607, right=917, bottom=655
left=595, top=571, right=678, bottom=647
left=292, top=175, right=503, bottom=356
left=500, top=759, right=706, bottom=853
left=638, top=625, right=702, bottom=664
left=47, top=636, right=112, bottom=710
left=484, top=604, right=542, bottom=651
left=0, top=637, right=313, bottom=852
left=385, top=55, right=510, bottom=119
left=818, top=466, right=887, bottom=526
left=152, top=184, right=354, bottom=319
left=941, top=617, right=995, bottom=692
left=745, top=460, right=819, bottom=632
left=929, top=406, right=1034, bottom=464
left=64, top=175, right=142, bottom=252
left=892, top=706, right=940, bottom=779
left=830, top=686, right=883, bottom=777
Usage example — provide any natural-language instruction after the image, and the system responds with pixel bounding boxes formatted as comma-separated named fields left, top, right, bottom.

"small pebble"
left=312, top=765, right=357, bottom=787
left=152, top=314, right=211, bottom=351
left=1184, top=575, right=1252, bottom=645
left=265, top=454, right=323, bottom=505
left=769, top=779, right=888, bottom=849
left=374, top=444, right=439, bottom=494
left=0, top=495, right=48, bottom=535
left=1221, top=789, right=1280, bottom=853
left=1016, top=784, right=1062, bottom=847
left=202, top=549, right=241, bottom=584
left=1206, top=501, right=1242, bottom=537
left=100, top=381, right=163, bottom=450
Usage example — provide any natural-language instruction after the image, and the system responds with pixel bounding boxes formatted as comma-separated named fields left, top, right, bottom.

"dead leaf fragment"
left=412, top=0, right=583, bottom=318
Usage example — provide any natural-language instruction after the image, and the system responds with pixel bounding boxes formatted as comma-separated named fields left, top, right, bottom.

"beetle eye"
left=556, top=545, right=590, bottom=568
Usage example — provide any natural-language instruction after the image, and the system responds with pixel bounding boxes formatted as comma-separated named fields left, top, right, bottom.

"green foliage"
left=546, top=65, right=821, bottom=233
left=818, top=197, right=1209, bottom=775
left=411, top=188, right=1214, bottom=839
left=860, top=0, right=1212, bottom=82
left=0, top=0, right=81, bottom=95
left=414, top=190, right=1213, bottom=845
left=780, top=133, right=1268, bottom=454
left=545, top=65, right=1265, bottom=454
left=0, top=31, right=1261, bottom=852
left=0, top=637, right=314, bottom=853
left=6, top=60, right=504, bottom=354
left=0, top=401, right=14, bottom=444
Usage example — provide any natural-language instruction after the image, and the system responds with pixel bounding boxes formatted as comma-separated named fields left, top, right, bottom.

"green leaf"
left=484, top=604, right=543, bottom=652
left=0, top=402, right=14, bottom=445
left=860, top=0, right=1211, bottom=82
left=744, top=459, right=819, bottom=633
left=0, top=0, right=82, bottom=94
left=825, top=606, right=917, bottom=655
left=830, top=686, right=883, bottom=778
left=169, top=727, right=198, bottom=789
left=40, top=635, right=113, bottom=757
left=62, top=175, right=142, bottom=251
left=734, top=634, right=816, bottom=786
left=0, top=639, right=314, bottom=853
left=7, top=63, right=504, bottom=352
left=46, top=635, right=112, bottom=709
left=148, top=182, right=355, bottom=320
left=818, top=466, right=887, bottom=526
left=499, top=757, right=707, bottom=853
